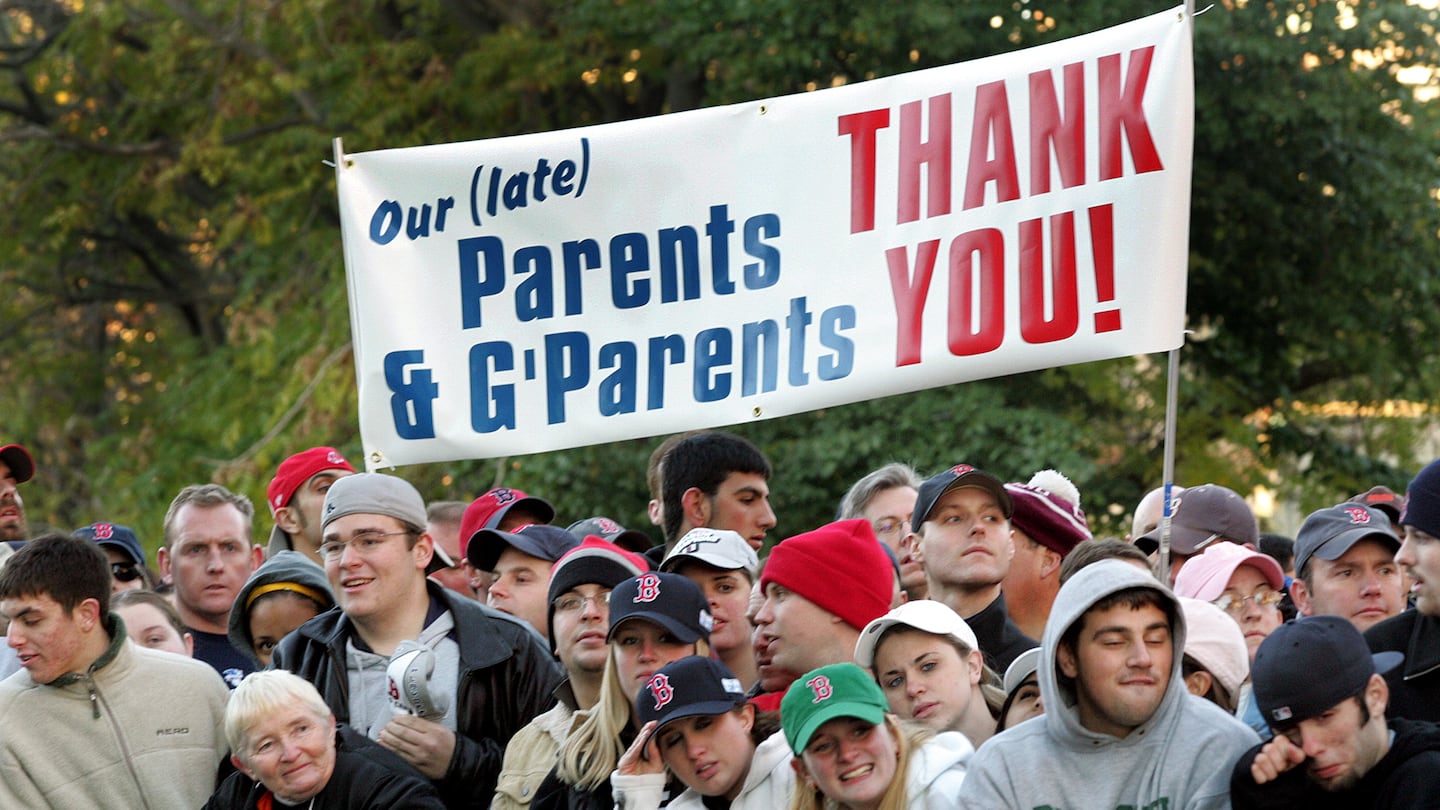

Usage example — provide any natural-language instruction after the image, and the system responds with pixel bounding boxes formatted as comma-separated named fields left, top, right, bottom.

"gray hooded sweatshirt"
left=960, top=560, right=1258, bottom=810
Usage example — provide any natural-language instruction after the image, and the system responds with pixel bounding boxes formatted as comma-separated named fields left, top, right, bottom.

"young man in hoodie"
left=961, top=559, right=1258, bottom=809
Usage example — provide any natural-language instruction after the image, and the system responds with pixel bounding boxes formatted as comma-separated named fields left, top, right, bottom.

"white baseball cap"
left=854, top=599, right=979, bottom=669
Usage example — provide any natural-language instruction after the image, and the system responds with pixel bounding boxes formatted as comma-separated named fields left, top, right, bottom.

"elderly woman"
left=205, top=670, right=443, bottom=809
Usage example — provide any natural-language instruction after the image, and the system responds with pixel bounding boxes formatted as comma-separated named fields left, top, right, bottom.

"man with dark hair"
left=1367, top=457, right=1440, bottom=722
left=962, top=560, right=1257, bottom=808
left=1232, top=615, right=1440, bottom=808
left=1136, top=483, right=1259, bottom=585
left=271, top=473, right=561, bottom=806
left=658, top=431, right=775, bottom=551
left=0, top=533, right=229, bottom=808
left=158, top=482, right=265, bottom=687
left=264, top=446, right=356, bottom=563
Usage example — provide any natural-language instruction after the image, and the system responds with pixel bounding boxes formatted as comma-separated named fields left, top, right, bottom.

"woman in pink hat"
left=1173, top=542, right=1286, bottom=662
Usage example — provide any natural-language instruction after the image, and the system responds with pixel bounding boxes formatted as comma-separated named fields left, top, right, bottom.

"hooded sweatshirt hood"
left=1040, top=559, right=1186, bottom=748
left=228, top=550, right=335, bottom=665
left=958, top=559, right=1259, bottom=809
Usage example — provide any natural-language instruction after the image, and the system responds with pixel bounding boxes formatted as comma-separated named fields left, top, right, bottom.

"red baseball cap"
left=458, top=488, right=555, bottom=556
left=0, top=444, right=34, bottom=484
left=266, top=447, right=356, bottom=514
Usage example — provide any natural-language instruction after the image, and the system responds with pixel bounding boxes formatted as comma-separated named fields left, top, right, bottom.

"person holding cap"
left=855, top=599, right=1000, bottom=748
left=662, top=527, right=761, bottom=689
left=0, top=441, right=34, bottom=544
left=264, top=446, right=356, bottom=564
left=535, top=571, right=712, bottom=810
left=1367, top=457, right=1440, bottom=723
left=611, top=656, right=794, bottom=809
left=1231, top=615, right=1440, bottom=808
left=908, top=463, right=1037, bottom=672
left=1289, top=503, right=1403, bottom=633
left=468, top=523, right=581, bottom=642
left=75, top=521, right=154, bottom=592
left=782, top=661, right=971, bottom=810
left=270, top=473, right=560, bottom=807
left=1135, top=483, right=1259, bottom=586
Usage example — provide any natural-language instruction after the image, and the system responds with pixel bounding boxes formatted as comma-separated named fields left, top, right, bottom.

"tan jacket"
left=492, top=699, right=579, bottom=809
left=0, top=619, right=230, bottom=810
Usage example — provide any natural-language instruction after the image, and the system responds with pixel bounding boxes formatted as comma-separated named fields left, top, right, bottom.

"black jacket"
left=270, top=582, right=562, bottom=808
left=1365, top=608, right=1440, bottom=723
left=204, top=725, right=446, bottom=809
left=966, top=591, right=1039, bottom=674
left=1231, top=717, right=1440, bottom=809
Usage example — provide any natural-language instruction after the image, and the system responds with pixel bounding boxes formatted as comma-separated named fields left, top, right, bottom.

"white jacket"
left=611, top=730, right=795, bottom=809
left=903, top=730, right=972, bottom=809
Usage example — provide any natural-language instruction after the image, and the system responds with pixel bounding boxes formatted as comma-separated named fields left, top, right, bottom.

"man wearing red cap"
left=0, top=443, right=35, bottom=545
left=265, top=447, right=357, bottom=564
left=456, top=487, right=556, bottom=598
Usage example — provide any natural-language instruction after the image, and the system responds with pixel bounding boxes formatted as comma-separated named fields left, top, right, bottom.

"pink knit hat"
left=760, top=519, right=892, bottom=631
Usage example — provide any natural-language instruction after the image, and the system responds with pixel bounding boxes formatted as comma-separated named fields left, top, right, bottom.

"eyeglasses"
left=553, top=591, right=611, bottom=614
left=110, top=563, right=142, bottom=583
left=872, top=518, right=912, bottom=539
left=318, top=530, right=411, bottom=561
left=1212, top=590, right=1283, bottom=615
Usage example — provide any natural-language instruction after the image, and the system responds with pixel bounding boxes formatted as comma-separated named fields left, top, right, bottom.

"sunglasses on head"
left=110, top=562, right=143, bottom=583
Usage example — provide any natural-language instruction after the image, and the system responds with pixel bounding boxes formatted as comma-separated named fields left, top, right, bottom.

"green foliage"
left=2, top=0, right=1438, bottom=557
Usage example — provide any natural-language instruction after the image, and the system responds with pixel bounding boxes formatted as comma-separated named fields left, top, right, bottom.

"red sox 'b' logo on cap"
left=634, top=573, right=662, bottom=603
left=647, top=673, right=674, bottom=710
left=949, top=464, right=975, bottom=477
left=490, top=488, right=517, bottom=505
left=92, top=523, right=114, bottom=540
left=1343, top=506, right=1372, bottom=525
left=806, top=675, right=833, bottom=703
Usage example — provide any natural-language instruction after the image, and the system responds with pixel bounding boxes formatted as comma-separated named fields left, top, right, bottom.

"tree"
left=2, top=0, right=1436, bottom=550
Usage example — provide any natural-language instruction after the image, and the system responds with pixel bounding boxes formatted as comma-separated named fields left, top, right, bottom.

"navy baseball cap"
left=75, top=522, right=144, bottom=566
left=913, top=464, right=1012, bottom=526
left=468, top=524, right=580, bottom=572
left=566, top=516, right=654, bottom=554
left=637, top=656, right=747, bottom=732
left=1252, top=615, right=1403, bottom=728
left=1293, top=503, right=1399, bottom=578
left=607, top=572, right=712, bottom=644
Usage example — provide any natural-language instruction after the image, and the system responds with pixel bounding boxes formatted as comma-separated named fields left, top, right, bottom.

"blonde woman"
left=782, top=663, right=971, bottom=810
left=611, top=656, right=793, bottom=808
left=532, top=572, right=712, bottom=810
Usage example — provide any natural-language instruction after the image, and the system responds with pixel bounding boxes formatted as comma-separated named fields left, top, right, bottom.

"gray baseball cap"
left=321, top=473, right=427, bottom=532
left=1293, top=503, right=1400, bottom=577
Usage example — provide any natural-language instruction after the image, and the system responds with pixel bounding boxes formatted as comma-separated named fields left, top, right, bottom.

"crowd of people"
left=0, top=432, right=1437, bottom=809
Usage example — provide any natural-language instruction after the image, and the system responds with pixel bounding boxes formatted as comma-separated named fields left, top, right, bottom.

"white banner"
left=336, top=7, right=1193, bottom=469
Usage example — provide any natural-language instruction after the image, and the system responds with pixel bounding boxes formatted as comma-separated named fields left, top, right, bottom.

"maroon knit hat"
left=760, top=519, right=892, bottom=630
left=1004, top=470, right=1091, bottom=557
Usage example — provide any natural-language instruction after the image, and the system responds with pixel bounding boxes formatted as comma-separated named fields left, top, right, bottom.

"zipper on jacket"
left=87, top=673, right=156, bottom=810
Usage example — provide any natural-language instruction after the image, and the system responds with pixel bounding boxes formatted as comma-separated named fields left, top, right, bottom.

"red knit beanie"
left=760, top=519, right=892, bottom=630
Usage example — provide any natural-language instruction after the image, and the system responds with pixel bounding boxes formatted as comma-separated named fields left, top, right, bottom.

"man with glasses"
left=75, top=522, right=153, bottom=592
left=158, top=483, right=265, bottom=688
left=493, top=536, right=650, bottom=810
left=838, top=462, right=926, bottom=600
left=271, top=472, right=560, bottom=807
